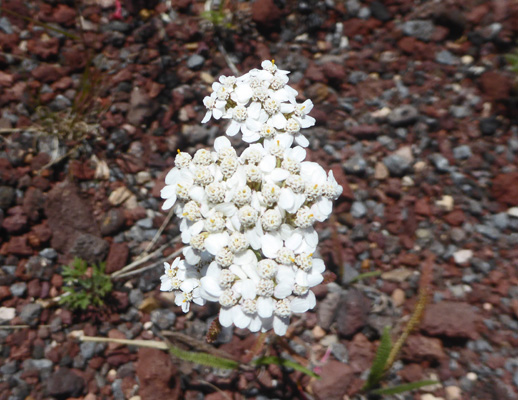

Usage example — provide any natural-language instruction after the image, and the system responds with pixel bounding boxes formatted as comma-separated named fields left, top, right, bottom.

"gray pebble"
left=151, top=309, right=177, bottom=330
left=383, top=154, right=412, bottom=176
left=453, top=145, right=472, bottom=160
left=430, top=153, right=450, bottom=172
left=0, top=16, right=13, bottom=34
left=129, top=289, right=144, bottom=306
left=450, top=227, right=466, bottom=243
left=331, top=343, right=349, bottom=363
left=344, top=155, right=367, bottom=175
left=388, top=105, right=419, bottom=127
left=10, top=282, right=27, bottom=297
left=436, top=50, right=459, bottom=65
left=402, top=20, right=434, bottom=41
left=80, top=342, right=97, bottom=360
left=358, top=7, right=371, bottom=19
left=49, top=95, right=72, bottom=112
left=19, top=303, right=42, bottom=326
left=1, top=360, right=17, bottom=375
left=493, top=213, right=509, bottom=230
left=187, top=54, right=205, bottom=70
left=351, top=202, right=367, bottom=218
left=348, top=71, right=367, bottom=85
left=346, top=0, right=361, bottom=16
left=450, top=105, right=471, bottom=119
left=470, top=258, right=491, bottom=274
left=476, top=224, right=501, bottom=240
left=39, top=248, right=58, bottom=261
left=136, top=217, right=153, bottom=229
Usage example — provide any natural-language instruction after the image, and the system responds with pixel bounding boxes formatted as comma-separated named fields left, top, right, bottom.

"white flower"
left=226, top=105, right=262, bottom=139
left=174, top=278, right=205, bottom=313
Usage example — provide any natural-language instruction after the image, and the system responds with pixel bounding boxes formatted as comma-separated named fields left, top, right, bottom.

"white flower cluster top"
left=159, top=60, right=343, bottom=336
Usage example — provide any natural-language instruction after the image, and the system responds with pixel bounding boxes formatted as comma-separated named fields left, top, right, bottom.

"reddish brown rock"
left=105, top=242, right=129, bottom=274
left=251, top=0, right=283, bottom=29
left=136, top=348, right=180, bottom=400
left=421, top=302, right=480, bottom=340
left=31, top=64, right=64, bottom=83
left=492, top=172, right=518, bottom=206
left=322, top=62, right=347, bottom=82
left=401, top=334, right=446, bottom=363
left=44, top=182, right=101, bottom=256
left=5, top=236, right=33, bottom=256
left=26, top=37, right=60, bottom=60
left=480, top=71, right=511, bottom=101
left=2, top=207, right=28, bottom=234
left=336, top=288, right=371, bottom=337
left=22, top=187, right=45, bottom=222
left=311, top=360, right=355, bottom=400
left=443, top=209, right=465, bottom=226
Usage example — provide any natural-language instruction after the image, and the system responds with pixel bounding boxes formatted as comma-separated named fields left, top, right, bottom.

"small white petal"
left=233, top=307, right=251, bottom=329
left=226, top=120, right=240, bottom=136
left=274, top=283, right=292, bottom=299
left=294, top=134, right=309, bottom=148
left=273, top=316, right=289, bottom=336
left=261, top=233, right=282, bottom=259
left=257, top=297, right=273, bottom=318
left=214, top=136, right=231, bottom=152
left=204, top=232, right=229, bottom=255
left=219, top=307, right=233, bottom=327
left=200, top=276, right=222, bottom=297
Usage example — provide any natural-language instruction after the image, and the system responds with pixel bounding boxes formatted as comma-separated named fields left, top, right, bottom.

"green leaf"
left=168, top=344, right=240, bottom=370
left=370, top=380, right=439, bottom=395
left=252, top=356, right=320, bottom=379
left=363, top=326, right=392, bottom=390
left=348, top=270, right=382, bottom=284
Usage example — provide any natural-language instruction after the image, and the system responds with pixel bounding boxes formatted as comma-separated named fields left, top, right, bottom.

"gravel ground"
left=1, top=0, right=518, bottom=399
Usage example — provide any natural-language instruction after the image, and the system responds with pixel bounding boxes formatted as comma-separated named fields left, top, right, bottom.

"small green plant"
left=505, top=49, right=518, bottom=74
left=60, top=257, right=112, bottom=310
left=362, top=255, right=437, bottom=396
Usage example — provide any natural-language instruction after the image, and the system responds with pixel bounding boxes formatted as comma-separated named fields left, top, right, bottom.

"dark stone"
left=46, top=368, right=85, bottom=398
left=370, top=1, right=391, bottom=21
left=44, top=182, right=101, bottom=256
left=20, top=303, right=42, bottom=327
left=0, top=186, right=15, bottom=210
left=105, top=242, right=129, bottom=274
left=388, top=105, right=419, bottom=127
left=479, top=117, right=500, bottom=135
left=100, top=208, right=126, bottom=236
left=69, top=233, right=109, bottom=264
left=336, top=288, right=371, bottom=337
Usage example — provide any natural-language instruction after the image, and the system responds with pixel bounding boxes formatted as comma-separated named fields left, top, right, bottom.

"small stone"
left=150, top=309, right=177, bottom=330
left=100, top=208, right=126, bottom=236
left=479, top=117, right=499, bottom=135
left=453, top=249, right=473, bottom=264
left=475, top=224, right=500, bottom=240
left=0, top=186, right=15, bottom=210
left=436, top=195, right=454, bottom=211
left=383, top=154, right=411, bottom=176
left=0, top=307, right=16, bottom=321
left=20, top=303, right=42, bottom=326
left=47, top=368, right=85, bottom=397
left=351, top=202, right=367, bottom=218
left=374, top=162, right=389, bottom=180
left=109, top=186, right=133, bottom=206
left=402, top=20, right=435, bottom=41
left=445, top=386, right=462, bottom=400
left=186, top=54, right=205, bottom=70
left=344, top=155, right=367, bottom=175
left=391, top=288, right=405, bottom=307
left=430, top=154, right=450, bottom=172
left=70, top=233, right=110, bottom=264
left=312, top=325, right=326, bottom=340
left=453, top=145, right=472, bottom=160
left=10, top=282, right=27, bottom=297
left=388, top=105, right=419, bottom=127
left=436, top=50, right=459, bottom=65
left=507, top=207, right=518, bottom=218
left=369, top=1, right=391, bottom=21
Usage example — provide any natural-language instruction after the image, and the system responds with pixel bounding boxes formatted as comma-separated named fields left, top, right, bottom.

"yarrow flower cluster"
left=159, top=60, right=342, bottom=336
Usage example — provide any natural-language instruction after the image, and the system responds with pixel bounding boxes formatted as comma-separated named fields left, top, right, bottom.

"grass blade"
left=252, top=356, right=320, bottom=379
left=363, top=326, right=392, bottom=390
left=371, top=380, right=439, bottom=395
left=168, top=344, right=240, bottom=370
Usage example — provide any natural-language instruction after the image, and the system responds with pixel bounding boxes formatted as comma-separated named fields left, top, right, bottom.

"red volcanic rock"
left=492, top=172, right=518, bottom=206
left=311, top=361, right=355, bottom=400
left=480, top=71, right=511, bottom=101
left=105, top=242, right=129, bottom=274
left=251, top=0, right=283, bottom=29
left=421, top=302, right=480, bottom=340
left=136, top=348, right=180, bottom=400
